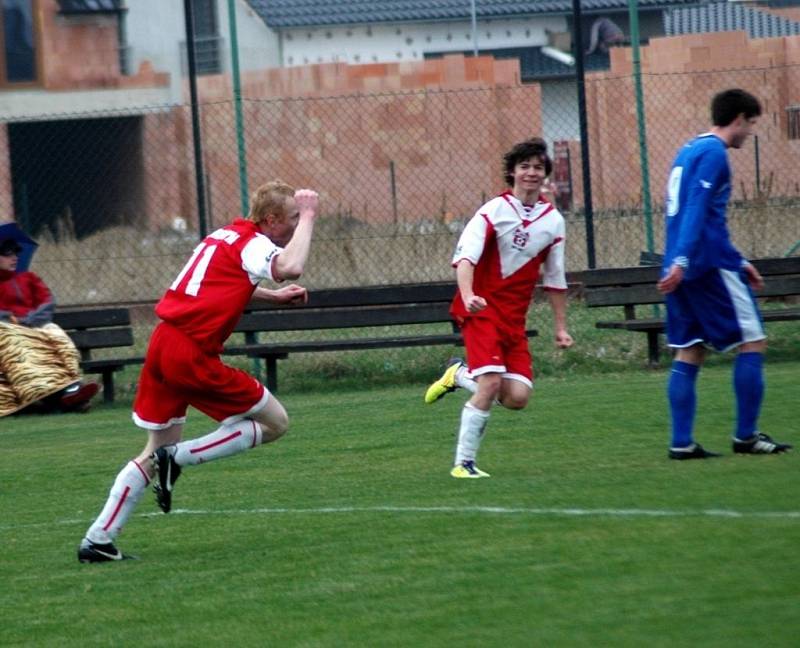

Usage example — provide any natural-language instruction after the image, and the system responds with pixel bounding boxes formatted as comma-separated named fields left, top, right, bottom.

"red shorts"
left=133, top=322, right=268, bottom=430
left=460, top=316, right=533, bottom=386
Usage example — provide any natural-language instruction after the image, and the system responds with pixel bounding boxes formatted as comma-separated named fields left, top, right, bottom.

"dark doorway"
left=8, top=115, right=145, bottom=239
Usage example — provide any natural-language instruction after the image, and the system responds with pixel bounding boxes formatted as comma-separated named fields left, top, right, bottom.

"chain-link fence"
left=2, top=62, right=799, bottom=393
left=2, top=64, right=798, bottom=309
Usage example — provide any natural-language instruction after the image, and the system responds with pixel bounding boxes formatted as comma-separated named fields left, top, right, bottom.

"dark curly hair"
left=502, top=138, right=553, bottom=186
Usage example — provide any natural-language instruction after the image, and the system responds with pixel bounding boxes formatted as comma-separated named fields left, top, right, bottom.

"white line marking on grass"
left=6, top=506, right=798, bottom=531
left=160, top=506, right=800, bottom=519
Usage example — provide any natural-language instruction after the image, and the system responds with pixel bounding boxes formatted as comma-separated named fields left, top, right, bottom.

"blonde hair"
left=247, top=180, right=294, bottom=223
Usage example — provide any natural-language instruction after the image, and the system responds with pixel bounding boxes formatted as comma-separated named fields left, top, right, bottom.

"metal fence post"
left=183, top=0, right=208, bottom=238
left=629, top=0, right=654, bottom=255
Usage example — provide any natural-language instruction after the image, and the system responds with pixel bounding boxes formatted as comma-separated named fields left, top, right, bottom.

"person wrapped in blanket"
left=0, top=237, right=99, bottom=416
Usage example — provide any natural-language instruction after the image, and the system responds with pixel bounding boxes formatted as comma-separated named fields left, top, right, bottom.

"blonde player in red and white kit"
left=424, top=138, right=574, bottom=478
left=78, top=181, right=319, bottom=563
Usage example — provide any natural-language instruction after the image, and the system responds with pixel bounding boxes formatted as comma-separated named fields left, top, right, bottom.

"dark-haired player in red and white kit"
left=79, top=181, right=319, bottom=562
left=424, top=138, right=573, bottom=478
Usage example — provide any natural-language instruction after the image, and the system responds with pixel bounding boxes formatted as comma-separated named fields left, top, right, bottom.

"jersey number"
left=666, top=166, right=683, bottom=217
left=170, top=242, right=217, bottom=297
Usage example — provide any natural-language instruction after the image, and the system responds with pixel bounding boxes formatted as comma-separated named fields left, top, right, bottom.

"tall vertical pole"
left=228, top=0, right=249, bottom=215
left=628, top=0, right=653, bottom=253
left=470, top=0, right=478, bottom=56
left=184, top=0, right=208, bottom=238
left=572, top=0, right=596, bottom=268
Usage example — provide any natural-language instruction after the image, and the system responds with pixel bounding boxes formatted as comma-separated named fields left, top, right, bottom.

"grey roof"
left=665, top=1, right=800, bottom=38
left=247, top=0, right=702, bottom=29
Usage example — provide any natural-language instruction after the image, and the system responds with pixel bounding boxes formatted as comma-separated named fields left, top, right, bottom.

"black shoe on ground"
left=668, top=443, right=723, bottom=460
left=732, top=432, right=793, bottom=455
left=78, top=538, right=133, bottom=563
left=152, top=445, right=182, bottom=513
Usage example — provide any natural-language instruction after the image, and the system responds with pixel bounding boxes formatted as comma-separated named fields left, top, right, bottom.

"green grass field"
left=1, top=363, right=798, bottom=647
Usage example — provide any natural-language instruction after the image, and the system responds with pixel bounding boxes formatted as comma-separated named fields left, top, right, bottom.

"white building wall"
left=279, top=17, right=568, bottom=66
left=126, top=0, right=280, bottom=104
left=124, top=0, right=185, bottom=102
left=219, top=0, right=281, bottom=73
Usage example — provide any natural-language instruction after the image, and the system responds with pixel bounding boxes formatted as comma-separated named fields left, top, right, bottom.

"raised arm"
left=272, top=189, right=319, bottom=281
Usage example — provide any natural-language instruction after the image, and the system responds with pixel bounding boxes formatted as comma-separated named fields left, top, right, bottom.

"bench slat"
left=585, top=284, right=663, bottom=307
left=586, top=273, right=800, bottom=308
left=752, top=256, right=800, bottom=276
left=597, top=308, right=800, bottom=331
left=596, top=318, right=664, bottom=332
left=54, top=308, right=131, bottom=329
left=759, top=275, right=800, bottom=297
left=68, top=328, right=134, bottom=350
left=236, top=302, right=454, bottom=332
left=580, top=266, right=660, bottom=287
left=245, top=282, right=457, bottom=311
left=82, top=357, right=145, bottom=370
left=581, top=257, right=800, bottom=290
left=226, top=329, right=538, bottom=356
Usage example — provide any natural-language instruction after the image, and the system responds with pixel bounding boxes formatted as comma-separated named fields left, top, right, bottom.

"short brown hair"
left=711, top=88, right=762, bottom=127
left=247, top=180, right=294, bottom=223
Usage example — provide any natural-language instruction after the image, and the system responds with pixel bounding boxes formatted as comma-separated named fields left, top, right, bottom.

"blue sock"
left=733, top=352, right=764, bottom=441
left=668, top=361, right=700, bottom=448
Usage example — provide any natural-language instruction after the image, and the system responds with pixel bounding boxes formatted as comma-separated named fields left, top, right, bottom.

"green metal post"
left=628, top=0, right=653, bottom=253
left=228, top=0, right=249, bottom=216
left=227, top=0, right=257, bottom=378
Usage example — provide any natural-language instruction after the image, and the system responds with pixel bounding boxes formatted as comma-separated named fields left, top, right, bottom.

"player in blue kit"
left=657, top=88, right=792, bottom=459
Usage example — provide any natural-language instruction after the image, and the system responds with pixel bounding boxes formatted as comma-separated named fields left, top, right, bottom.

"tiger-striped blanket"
left=0, top=321, right=82, bottom=417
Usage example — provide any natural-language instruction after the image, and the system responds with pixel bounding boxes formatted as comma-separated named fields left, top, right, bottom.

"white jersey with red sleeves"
left=450, top=191, right=567, bottom=326
left=155, top=218, right=283, bottom=353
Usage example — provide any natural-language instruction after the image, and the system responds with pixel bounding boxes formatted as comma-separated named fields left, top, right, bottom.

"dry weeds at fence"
left=27, top=200, right=800, bottom=306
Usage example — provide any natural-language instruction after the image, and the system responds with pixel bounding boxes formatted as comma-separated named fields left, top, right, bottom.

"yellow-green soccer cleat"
left=424, top=359, right=463, bottom=404
left=450, top=460, right=490, bottom=479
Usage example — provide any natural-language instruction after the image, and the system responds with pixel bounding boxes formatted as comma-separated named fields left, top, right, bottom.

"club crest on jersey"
left=511, top=228, right=530, bottom=251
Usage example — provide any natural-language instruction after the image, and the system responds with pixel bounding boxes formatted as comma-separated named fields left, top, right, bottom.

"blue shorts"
left=665, top=268, right=765, bottom=352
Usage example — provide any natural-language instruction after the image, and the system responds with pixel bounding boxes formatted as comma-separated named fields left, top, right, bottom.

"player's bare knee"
left=262, top=417, right=288, bottom=443
left=740, top=339, right=767, bottom=354
left=501, top=394, right=529, bottom=410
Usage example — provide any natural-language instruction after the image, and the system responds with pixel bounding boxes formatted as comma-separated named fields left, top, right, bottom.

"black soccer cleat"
left=733, top=432, right=793, bottom=455
left=152, top=445, right=182, bottom=514
left=668, top=443, right=723, bottom=460
left=78, top=538, right=133, bottom=563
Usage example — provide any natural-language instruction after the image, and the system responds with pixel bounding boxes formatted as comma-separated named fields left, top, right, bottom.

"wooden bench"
left=224, top=282, right=539, bottom=393
left=54, top=307, right=142, bottom=403
left=581, top=256, right=800, bottom=365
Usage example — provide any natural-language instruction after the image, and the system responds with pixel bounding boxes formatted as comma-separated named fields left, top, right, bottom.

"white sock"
left=454, top=402, right=490, bottom=465
left=455, top=365, right=478, bottom=394
left=86, top=460, right=150, bottom=544
left=173, top=420, right=262, bottom=466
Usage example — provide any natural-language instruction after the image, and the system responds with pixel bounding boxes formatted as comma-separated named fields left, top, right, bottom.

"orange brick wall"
left=36, top=0, right=119, bottom=89
left=34, top=0, right=169, bottom=90
left=142, top=55, right=541, bottom=230
left=586, top=31, right=800, bottom=209
left=141, top=38, right=800, bottom=231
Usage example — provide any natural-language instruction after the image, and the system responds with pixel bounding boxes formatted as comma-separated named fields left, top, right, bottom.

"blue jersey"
left=662, top=134, right=744, bottom=280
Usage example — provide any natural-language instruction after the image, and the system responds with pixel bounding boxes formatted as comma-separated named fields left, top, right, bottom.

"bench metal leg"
left=101, top=371, right=115, bottom=403
left=265, top=356, right=278, bottom=394
left=647, top=332, right=660, bottom=366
